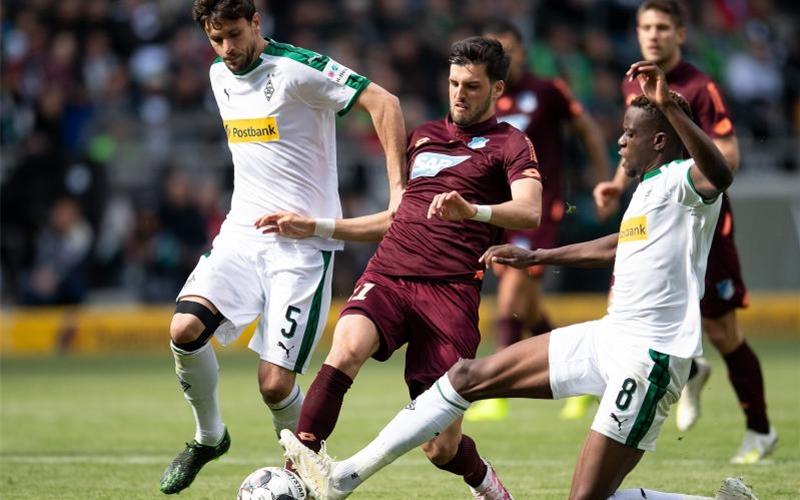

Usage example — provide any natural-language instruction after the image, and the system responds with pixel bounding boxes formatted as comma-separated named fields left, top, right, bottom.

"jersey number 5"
left=281, top=306, right=302, bottom=338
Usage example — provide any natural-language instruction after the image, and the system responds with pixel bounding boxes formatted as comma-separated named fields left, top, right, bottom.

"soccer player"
left=280, top=61, right=757, bottom=500
left=259, top=36, right=542, bottom=499
left=593, top=0, right=777, bottom=463
left=159, top=0, right=406, bottom=494
left=464, top=21, right=611, bottom=422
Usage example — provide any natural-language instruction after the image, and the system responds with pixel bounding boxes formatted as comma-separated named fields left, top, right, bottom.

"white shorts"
left=178, top=235, right=334, bottom=374
left=548, top=319, right=691, bottom=451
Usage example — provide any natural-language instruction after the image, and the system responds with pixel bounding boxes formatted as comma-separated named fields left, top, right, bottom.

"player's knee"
left=448, top=359, right=481, bottom=398
left=420, top=437, right=459, bottom=465
left=259, top=377, right=294, bottom=405
left=170, top=301, right=224, bottom=351
left=170, top=314, right=204, bottom=345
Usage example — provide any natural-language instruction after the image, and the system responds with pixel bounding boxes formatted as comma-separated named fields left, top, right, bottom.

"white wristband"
left=313, top=218, right=335, bottom=238
left=469, top=204, right=492, bottom=223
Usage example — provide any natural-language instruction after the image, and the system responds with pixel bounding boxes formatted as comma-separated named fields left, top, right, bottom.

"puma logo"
left=610, top=412, right=628, bottom=432
left=277, top=341, right=295, bottom=359
left=298, top=432, right=317, bottom=442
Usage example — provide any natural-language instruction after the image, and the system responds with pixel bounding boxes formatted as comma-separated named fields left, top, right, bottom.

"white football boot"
left=714, top=477, right=758, bottom=500
left=279, top=429, right=349, bottom=500
left=730, top=426, right=778, bottom=464
left=676, top=357, right=711, bottom=431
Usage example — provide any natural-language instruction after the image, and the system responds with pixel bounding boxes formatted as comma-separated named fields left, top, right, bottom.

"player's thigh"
left=593, top=345, right=689, bottom=452
left=496, top=267, right=533, bottom=314
left=177, top=245, right=264, bottom=344
left=450, top=333, right=552, bottom=401
left=405, top=280, right=482, bottom=398
left=569, top=430, right=644, bottom=500
left=250, top=245, right=334, bottom=375
left=324, top=314, right=381, bottom=379
left=547, top=320, right=606, bottom=400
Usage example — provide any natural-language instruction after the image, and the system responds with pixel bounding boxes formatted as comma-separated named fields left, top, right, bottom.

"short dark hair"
left=630, top=91, right=693, bottom=136
left=448, top=36, right=510, bottom=83
left=482, top=20, right=523, bottom=43
left=192, top=0, right=256, bottom=29
left=636, top=0, right=686, bottom=28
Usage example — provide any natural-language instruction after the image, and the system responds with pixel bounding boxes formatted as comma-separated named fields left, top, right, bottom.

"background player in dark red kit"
left=593, top=0, right=777, bottom=463
left=257, top=36, right=542, bottom=499
left=465, top=21, right=611, bottom=423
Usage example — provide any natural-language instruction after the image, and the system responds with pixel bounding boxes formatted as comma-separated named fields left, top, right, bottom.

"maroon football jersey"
left=366, top=115, right=540, bottom=281
left=496, top=74, right=582, bottom=209
left=622, top=60, right=734, bottom=138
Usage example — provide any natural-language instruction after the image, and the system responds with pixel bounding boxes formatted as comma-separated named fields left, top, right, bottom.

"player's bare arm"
left=570, top=112, right=612, bottom=189
left=629, top=61, right=732, bottom=197
left=255, top=210, right=392, bottom=242
left=426, top=178, right=542, bottom=230
left=712, top=134, right=740, bottom=172
left=480, top=232, right=619, bottom=269
left=355, top=82, right=407, bottom=213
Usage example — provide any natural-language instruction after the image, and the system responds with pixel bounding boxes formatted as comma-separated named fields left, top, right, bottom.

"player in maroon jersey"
left=463, top=21, right=611, bottom=423
left=256, top=36, right=542, bottom=499
left=593, top=0, right=776, bottom=463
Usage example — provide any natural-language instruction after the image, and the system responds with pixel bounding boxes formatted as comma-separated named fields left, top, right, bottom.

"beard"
left=450, top=94, right=493, bottom=127
left=226, top=44, right=258, bottom=72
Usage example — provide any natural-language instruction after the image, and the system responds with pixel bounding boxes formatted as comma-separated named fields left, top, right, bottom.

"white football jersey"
left=607, top=159, right=722, bottom=358
left=209, top=38, right=370, bottom=250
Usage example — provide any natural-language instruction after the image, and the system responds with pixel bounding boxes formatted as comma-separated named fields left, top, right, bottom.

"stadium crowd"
left=1, top=0, right=798, bottom=305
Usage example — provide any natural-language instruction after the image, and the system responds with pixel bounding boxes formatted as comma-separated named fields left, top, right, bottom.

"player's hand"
left=480, top=244, right=536, bottom=269
left=254, top=211, right=315, bottom=238
left=388, top=187, right=404, bottom=218
left=426, top=190, right=475, bottom=221
left=627, top=61, right=670, bottom=108
left=593, top=180, right=622, bottom=221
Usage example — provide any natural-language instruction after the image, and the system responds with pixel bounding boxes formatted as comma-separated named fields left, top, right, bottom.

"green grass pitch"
left=1, top=337, right=797, bottom=499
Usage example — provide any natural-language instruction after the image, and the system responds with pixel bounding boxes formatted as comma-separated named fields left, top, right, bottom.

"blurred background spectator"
left=1, top=0, right=798, bottom=304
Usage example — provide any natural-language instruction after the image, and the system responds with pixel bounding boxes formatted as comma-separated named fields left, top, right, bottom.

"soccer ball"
left=237, top=466, right=307, bottom=500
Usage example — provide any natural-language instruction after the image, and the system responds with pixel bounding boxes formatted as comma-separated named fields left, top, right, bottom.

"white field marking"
left=0, top=454, right=788, bottom=466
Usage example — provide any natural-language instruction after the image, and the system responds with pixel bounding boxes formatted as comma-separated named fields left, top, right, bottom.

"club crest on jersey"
left=264, top=75, right=275, bottom=101
left=467, top=136, right=489, bottom=149
left=411, top=152, right=470, bottom=179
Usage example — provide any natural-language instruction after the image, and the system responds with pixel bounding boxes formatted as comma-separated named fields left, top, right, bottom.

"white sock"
left=610, top=488, right=711, bottom=499
left=172, top=342, right=225, bottom=445
left=333, top=374, right=470, bottom=492
left=267, top=383, right=304, bottom=438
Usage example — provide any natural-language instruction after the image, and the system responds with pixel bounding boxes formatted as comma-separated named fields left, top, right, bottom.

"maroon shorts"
left=701, top=194, right=749, bottom=318
left=340, top=271, right=481, bottom=398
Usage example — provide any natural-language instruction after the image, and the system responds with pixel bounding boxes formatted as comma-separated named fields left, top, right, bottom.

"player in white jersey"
left=278, top=62, right=757, bottom=500
left=159, top=1, right=406, bottom=495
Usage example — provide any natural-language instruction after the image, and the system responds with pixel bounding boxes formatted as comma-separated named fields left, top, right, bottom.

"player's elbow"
left=714, top=165, right=734, bottom=191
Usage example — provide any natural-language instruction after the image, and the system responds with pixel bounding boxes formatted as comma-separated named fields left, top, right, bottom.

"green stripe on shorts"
left=625, top=349, right=671, bottom=448
left=293, top=250, right=332, bottom=372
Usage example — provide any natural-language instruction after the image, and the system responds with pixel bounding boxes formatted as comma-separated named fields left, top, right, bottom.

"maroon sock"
left=496, top=317, right=524, bottom=348
left=529, top=313, right=553, bottom=337
left=434, top=435, right=487, bottom=488
left=295, top=364, right=353, bottom=452
left=724, top=341, right=770, bottom=434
